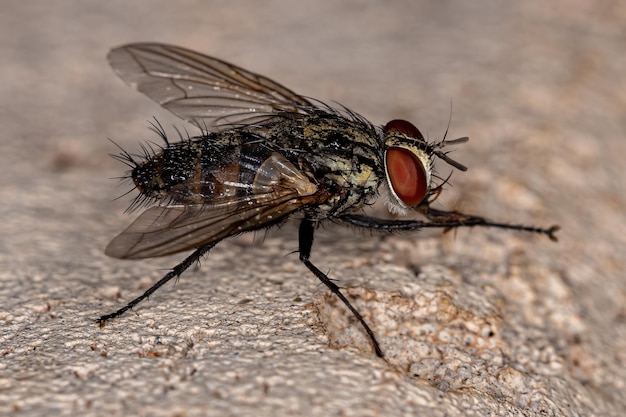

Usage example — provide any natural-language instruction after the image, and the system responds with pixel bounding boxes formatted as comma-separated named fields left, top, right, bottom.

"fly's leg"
left=299, top=219, right=384, bottom=358
left=339, top=210, right=559, bottom=241
left=97, top=242, right=217, bottom=325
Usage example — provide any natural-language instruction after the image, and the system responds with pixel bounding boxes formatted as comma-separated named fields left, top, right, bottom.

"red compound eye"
left=384, top=119, right=424, bottom=140
left=386, top=147, right=428, bottom=206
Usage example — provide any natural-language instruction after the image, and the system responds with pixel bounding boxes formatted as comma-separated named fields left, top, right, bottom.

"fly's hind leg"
left=97, top=242, right=217, bottom=325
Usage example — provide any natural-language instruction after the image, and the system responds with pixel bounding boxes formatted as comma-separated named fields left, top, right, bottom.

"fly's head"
left=382, top=119, right=469, bottom=216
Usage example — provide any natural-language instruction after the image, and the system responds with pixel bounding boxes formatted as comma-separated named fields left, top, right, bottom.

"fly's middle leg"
left=298, top=218, right=384, bottom=358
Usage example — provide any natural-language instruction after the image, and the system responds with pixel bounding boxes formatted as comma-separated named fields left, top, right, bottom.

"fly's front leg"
left=339, top=211, right=559, bottom=241
left=298, top=219, right=384, bottom=358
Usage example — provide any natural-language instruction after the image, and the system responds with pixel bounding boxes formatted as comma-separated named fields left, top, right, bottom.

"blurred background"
left=1, top=1, right=624, bottom=415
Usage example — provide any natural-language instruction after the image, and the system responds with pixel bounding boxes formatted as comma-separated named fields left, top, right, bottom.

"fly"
left=99, top=43, right=559, bottom=358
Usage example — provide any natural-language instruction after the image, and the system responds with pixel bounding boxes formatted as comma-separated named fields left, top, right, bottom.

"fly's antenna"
left=427, top=102, right=468, bottom=171
left=432, top=137, right=469, bottom=172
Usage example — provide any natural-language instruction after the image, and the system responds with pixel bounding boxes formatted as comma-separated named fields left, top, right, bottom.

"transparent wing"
left=106, top=195, right=311, bottom=259
left=108, top=43, right=314, bottom=131
left=106, top=153, right=324, bottom=259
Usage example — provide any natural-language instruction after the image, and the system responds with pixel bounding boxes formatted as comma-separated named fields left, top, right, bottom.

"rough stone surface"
left=1, top=1, right=625, bottom=416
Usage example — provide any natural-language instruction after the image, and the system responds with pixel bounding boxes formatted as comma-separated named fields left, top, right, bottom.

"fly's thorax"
left=300, top=116, right=381, bottom=183
left=382, top=120, right=434, bottom=216
left=294, top=114, right=383, bottom=215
